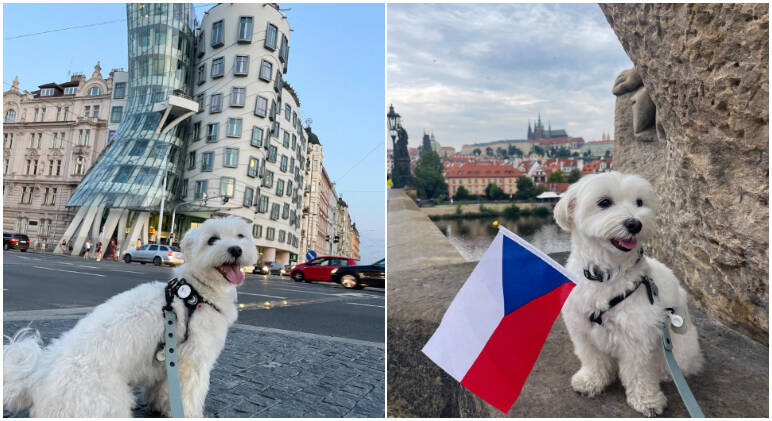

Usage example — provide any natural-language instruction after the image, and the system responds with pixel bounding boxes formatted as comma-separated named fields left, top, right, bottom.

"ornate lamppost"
left=388, top=105, right=411, bottom=188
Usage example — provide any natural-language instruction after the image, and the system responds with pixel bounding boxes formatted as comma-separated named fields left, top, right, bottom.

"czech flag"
left=422, top=225, right=580, bottom=413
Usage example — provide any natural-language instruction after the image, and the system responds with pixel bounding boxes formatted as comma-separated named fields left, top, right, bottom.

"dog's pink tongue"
left=224, top=264, right=245, bottom=285
left=618, top=238, right=637, bottom=249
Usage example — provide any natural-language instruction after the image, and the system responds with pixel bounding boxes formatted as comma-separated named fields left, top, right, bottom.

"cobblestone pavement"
left=3, top=318, right=384, bottom=418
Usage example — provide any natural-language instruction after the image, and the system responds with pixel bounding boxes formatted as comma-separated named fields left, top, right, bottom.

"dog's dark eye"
left=207, top=236, right=220, bottom=245
left=237, top=234, right=244, bottom=239
left=636, top=199, right=643, bottom=207
left=597, top=197, right=613, bottom=209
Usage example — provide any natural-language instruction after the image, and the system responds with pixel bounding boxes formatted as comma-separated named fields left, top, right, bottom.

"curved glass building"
left=61, top=3, right=198, bottom=254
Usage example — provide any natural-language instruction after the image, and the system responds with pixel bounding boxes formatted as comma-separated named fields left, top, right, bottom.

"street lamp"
left=387, top=104, right=400, bottom=150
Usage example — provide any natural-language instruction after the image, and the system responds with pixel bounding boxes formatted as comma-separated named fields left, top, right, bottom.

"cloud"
left=387, top=3, right=633, bottom=148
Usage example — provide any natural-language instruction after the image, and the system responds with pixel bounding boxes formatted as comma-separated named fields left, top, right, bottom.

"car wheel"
left=140, top=262, right=146, bottom=265
left=123, top=254, right=132, bottom=263
left=153, top=256, right=162, bottom=266
left=20, top=248, right=27, bottom=252
left=293, top=271, right=304, bottom=282
left=341, top=275, right=359, bottom=289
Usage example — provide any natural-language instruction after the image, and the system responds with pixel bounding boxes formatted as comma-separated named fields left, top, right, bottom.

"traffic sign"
left=305, top=250, right=317, bottom=261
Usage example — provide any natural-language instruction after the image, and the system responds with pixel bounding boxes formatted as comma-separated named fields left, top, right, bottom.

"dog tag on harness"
left=177, top=284, right=191, bottom=299
left=669, top=313, right=684, bottom=328
left=156, top=349, right=166, bottom=361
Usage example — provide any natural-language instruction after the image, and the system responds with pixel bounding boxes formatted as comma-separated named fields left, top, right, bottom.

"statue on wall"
left=392, top=123, right=411, bottom=188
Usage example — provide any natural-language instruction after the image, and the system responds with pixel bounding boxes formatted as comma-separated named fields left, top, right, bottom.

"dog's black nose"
left=228, top=246, right=242, bottom=258
left=623, top=218, right=642, bottom=234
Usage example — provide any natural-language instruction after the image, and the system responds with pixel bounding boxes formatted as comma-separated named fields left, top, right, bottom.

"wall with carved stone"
left=602, top=3, right=769, bottom=342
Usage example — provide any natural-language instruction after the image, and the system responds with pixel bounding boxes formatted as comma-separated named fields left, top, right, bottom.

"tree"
left=413, top=150, right=448, bottom=200
left=567, top=168, right=582, bottom=183
left=532, top=145, right=545, bottom=156
left=547, top=171, right=566, bottom=183
left=473, top=148, right=482, bottom=156
left=485, top=147, right=494, bottom=157
left=454, top=185, right=470, bottom=201
left=605, top=150, right=611, bottom=158
left=485, top=183, right=506, bottom=201
left=583, top=150, right=592, bottom=157
left=514, top=176, right=538, bottom=200
left=571, top=152, right=579, bottom=157
left=508, top=145, right=523, bottom=157
left=554, top=147, right=572, bottom=158
left=496, top=147, right=508, bottom=159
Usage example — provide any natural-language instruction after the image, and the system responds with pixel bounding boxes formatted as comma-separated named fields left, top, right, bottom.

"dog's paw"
left=571, top=368, right=612, bottom=397
left=626, top=389, right=666, bottom=417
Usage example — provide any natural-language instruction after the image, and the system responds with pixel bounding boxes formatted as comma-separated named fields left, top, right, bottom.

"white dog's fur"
left=3, top=216, right=257, bottom=417
left=555, top=172, right=703, bottom=417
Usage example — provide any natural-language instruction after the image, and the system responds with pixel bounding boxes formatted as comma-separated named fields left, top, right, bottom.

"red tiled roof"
left=445, top=163, right=523, bottom=179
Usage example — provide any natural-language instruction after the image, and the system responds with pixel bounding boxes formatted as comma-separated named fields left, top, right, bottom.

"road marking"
left=239, top=292, right=287, bottom=299
left=32, top=266, right=105, bottom=277
left=273, top=287, right=347, bottom=297
left=109, top=269, right=143, bottom=274
left=347, top=302, right=385, bottom=308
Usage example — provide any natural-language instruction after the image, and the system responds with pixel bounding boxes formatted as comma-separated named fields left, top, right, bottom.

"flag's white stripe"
left=422, top=232, right=505, bottom=381
left=498, top=225, right=581, bottom=285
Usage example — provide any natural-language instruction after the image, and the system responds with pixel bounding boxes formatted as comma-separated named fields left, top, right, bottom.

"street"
left=3, top=250, right=384, bottom=343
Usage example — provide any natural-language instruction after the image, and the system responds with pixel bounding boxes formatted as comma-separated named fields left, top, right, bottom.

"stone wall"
left=601, top=3, right=769, bottom=341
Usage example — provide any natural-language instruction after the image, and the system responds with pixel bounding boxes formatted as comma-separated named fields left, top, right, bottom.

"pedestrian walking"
left=96, top=241, right=103, bottom=261
left=114, top=242, right=121, bottom=262
left=136, top=238, right=142, bottom=250
left=84, top=240, right=92, bottom=259
left=60, top=240, right=67, bottom=254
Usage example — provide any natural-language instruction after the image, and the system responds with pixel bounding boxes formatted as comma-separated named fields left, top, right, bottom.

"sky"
left=387, top=3, right=633, bottom=149
left=3, top=3, right=386, bottom=263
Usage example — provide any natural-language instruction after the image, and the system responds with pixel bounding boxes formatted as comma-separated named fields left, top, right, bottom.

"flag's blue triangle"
left=502, top=235, right=572, bottom=315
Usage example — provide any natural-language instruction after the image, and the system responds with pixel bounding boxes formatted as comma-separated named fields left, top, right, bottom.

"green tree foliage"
left=485, top=183, right=506, bottom=200
left=508, top=145, right=523, bottom=157
left=567, top=168, right=582, bottom=183
left=532, top=145, right=545, bottom=156
left=605, top=150, right=612, bottom=158
left=553, top=147, right=572, bottom=158
left=485, top=147, right=494, bottom=157
left=413, top=150, right=448, bottom=200
left=496, top=147, right=508, bottom=159
left=454, top=185, right=471, bottom=201
left=473, top=148, right=482, bottom=156
left=514, top=176, right=538, bottom=200
left=533, top=206, right=551, bottom=217
left=547, top=171, right=566, bottom=183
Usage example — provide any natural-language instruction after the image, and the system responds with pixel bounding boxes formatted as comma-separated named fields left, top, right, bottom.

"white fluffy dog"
left=554, top=172, right=703, bottom=417
left=3, top=216, right=257, bottom=417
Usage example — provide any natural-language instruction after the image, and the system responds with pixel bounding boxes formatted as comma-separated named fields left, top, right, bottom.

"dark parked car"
left=331, top=258, right=385, bottom=289
left=3, top=232, right=30, bottom=251
left=254, top=261, right=287, bottom=276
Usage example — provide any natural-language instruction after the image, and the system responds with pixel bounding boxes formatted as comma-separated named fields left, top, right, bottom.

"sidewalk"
left=3, top=316, right=384, bottom=418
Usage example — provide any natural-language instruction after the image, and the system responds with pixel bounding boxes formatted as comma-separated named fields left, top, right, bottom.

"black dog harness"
left=155, top=278, right=221, bottom=360
left=584, top=249, right=658, bottom=325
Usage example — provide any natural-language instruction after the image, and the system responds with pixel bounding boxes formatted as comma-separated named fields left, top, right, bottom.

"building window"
left=285, top=103, right=291, bottom=121
left=196, top=94, right=204, bottom=113
left=271, top=121, right=280, bottom=138
left=234, top=55, right=249, bottom=76
left=270, top=203, right=280, bottom=220
left=88, top=86, right=102, bottom=96
left=84, top=106, right=90, bottom=118
left=92, top=105, right=99, bottom=118
left=56, top=107, right=62, bottom=121
left=197, top=64, right=206, bottom=85
left=211, top=19, right=224, bottom=48
left=197, top=30, right=205, bottom=56
left=282, top=203, right=290, bottom=219
left=243, top=187, right=254, bottom=206
left=223, top=148, right=239, bottom=167
left=259, top=60, right=273, bottom=82
left=188, top=151, right=196, bottom=170
left=56, top=160, right=61, bottom=176
left=278, top=230, right=286, bottom=243
left=263, top=170, right=274, bottom=188
left=251, top=126, right=264, bottom=148
left=280, top=155, right=288, bottom=172
left=274, top=69, right=282, bottom=92
left=238, top=16, right=253, bottom=42
left=267, top=145, right=277, bottom=162
left=276, top=179, right=284, bottom=196
left=130, top=140, right=147, bottom=156
left=182, top=179, right=188, bottom=198
left=207, top=122, right=219, bottom=142
left=254, top=96, right=269, bottom=117
left=5, top=109, right=16, bottom=123
left=286, top=180, right=293, bottom=196
left=266, top=227, right=275, bottom=241
left=247, top=157, right=258, bottom=177
left=40, top=88, right=54, bottom=97
left=220, top=176, right=235, bottom=198
left=201, top=152, right=214, bottom=171
left=231, top=87, right=246, bottom=107
left=113, top=165, right=131, bottom=182
left=252, top=224, right=262, bottom=238
left=211, top=57, right=224, bottom=78
left=113, top=82, right=126, bottom=99
left=283, top=131, right=290, bottom=147
left=194, top=180, right=208, bottom=199
left=110, top=106, right=123, bottom=123
left=64, top=87, right=76, bottom=95
left=226, top=118, right=242, bottom=137
left=192, top=122, right=201, bottom=141
left=279, top=33, right=289, bottom=64
left=135, top=167, right=158, bottom=186
left=210, top=93, right=222, bottom=113
left=265, top=23, right=278, bottom=50
left=258, top=195, right=269, bottom=213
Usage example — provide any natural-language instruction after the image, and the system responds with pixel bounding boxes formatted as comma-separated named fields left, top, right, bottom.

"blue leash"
left=163, top=308, right=186, bottom=417
left=662, top=322, right=705, bottom=417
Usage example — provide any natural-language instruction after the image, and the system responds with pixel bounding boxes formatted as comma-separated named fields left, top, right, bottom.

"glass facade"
left=67, top=3, right=195, bottom=210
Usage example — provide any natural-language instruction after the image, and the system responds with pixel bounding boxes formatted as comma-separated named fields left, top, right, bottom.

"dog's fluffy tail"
left=3, top=327, right=43, bottom=411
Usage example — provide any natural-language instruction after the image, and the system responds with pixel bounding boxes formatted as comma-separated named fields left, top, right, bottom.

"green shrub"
left=533, top=206, right=550, bottom=217
left=502, top=205, right=521, bottom=219
left=520, top=207, right=532, bottom=217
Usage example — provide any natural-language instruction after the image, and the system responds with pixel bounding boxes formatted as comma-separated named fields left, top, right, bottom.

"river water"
left=433, top=216, right=571, bottom=261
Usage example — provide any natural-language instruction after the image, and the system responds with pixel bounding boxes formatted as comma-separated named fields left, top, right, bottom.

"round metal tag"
left=177, top=284, right=191, bottom=299
left=155, top=349, right=166, bottom=361
left=669, top=313, right=684, bottom=328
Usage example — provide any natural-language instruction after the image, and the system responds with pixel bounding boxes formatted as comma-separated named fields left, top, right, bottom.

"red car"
left=290, top=256, right=357, bottom=282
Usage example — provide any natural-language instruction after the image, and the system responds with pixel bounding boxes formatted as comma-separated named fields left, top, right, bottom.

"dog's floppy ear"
left=554, top=183, right=578, bottom=232
left=180, top=226, right=200, bottom=257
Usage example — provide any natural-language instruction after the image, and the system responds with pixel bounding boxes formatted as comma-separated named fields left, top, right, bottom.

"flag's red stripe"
left=460, top=282, right=574, bottom=413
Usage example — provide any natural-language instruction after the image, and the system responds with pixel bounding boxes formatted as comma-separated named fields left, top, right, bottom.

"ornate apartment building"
left=2, top=65, right=127, bottom=248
